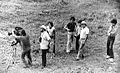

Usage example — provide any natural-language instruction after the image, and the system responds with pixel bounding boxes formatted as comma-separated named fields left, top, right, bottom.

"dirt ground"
left=0, top=0, right=120, bottom=73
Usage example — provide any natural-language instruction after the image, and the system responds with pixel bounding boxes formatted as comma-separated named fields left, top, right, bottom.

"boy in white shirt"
left=76, top=21, right=89, bottom=60
left=46, top=22, right=56, bottom=54
left=39, top=25, right=51, bottom=69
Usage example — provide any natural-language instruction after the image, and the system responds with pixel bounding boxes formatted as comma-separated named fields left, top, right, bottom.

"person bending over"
left=11, top=28, right=32, bottom=68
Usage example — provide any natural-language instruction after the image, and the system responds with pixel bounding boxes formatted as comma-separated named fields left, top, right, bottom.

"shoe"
left=23, top=65, right=30, bottom=68
left=106, top=55, right=110, bottom=59
left=75, top=58, right=79, bottom=61
left=109, top=58, right=114, bottom=62
left=41, top=66, right=45, bottom=69
left=75, top=56, right=80, bottom=61
left=66, top=50, right=70, bottom=53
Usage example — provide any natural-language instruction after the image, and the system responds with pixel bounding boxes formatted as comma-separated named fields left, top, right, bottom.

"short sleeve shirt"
left=66, top=22, right=76, bottom=32
left=107, top=24, right=118, bottom=36
left=46, top=26, right=55, bottom=36
left=80, top=27, right=89, bottom=39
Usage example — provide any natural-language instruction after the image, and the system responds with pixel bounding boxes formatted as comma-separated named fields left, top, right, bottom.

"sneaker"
left=66, top=50, right=70, bottom=53
left=75, top=58, right=79, bottom=61
left=109, top=58, right=114, bottom=62
left=41, top=66, right=45, bottom=69
left=106, top=55, right=110, bottom=59
left=75, top=56, right=80, bottom=61
left=23, top=65, right=30, bottom=68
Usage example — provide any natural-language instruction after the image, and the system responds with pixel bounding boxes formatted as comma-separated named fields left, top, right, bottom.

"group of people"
left=8, top=16, right=118, bottom=69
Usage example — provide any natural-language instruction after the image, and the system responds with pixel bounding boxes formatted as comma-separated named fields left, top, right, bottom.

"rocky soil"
left=0, top=0, right=120, bottom=73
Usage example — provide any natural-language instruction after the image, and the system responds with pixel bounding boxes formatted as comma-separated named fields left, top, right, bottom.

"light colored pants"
left=76, top=38, right=86, bottom=59
left=66, top=32, right=75, bottom=53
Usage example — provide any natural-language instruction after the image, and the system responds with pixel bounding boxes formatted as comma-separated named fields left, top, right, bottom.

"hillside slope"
left=0, top=0, right=120, bottom=73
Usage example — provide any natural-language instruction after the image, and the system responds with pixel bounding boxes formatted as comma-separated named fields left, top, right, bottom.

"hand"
left=11, top=44, right=14, bottom=46
left=8, top=32, right=12, bottom=36
left=67, top=29, right=70, bottom=31
left=11, top=41, right=15, bottom=46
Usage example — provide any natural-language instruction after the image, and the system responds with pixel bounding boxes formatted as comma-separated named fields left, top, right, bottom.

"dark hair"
left=78, top=20, right=83, bottom=23
left=48, top=21, right=54, bottom=27
left=111, top=19, right=117, bottom=24
left=15, top=27, right=23, bottom=31
left=70, top=17, right=75, bottom=21
left=21, top=30, right=26, bottom=36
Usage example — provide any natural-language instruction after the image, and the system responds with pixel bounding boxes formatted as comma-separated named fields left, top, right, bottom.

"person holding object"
left=64, top=17, right=77, bottom=53
left=106, top=19, right=118, bottom=62
left=11, top=28, right=32, bottom=68
left=46, top=21, right=56, bottom=54
left=39, top=25, right=51, bottom=69
left=76, top=21, right=89, bottom=60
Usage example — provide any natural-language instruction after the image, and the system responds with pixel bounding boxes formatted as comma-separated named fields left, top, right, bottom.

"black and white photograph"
left=0, top=0, right=120, bottom=73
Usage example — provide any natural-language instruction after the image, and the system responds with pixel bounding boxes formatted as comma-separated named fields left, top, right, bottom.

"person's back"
left=19, top=35, right=31, bottom=51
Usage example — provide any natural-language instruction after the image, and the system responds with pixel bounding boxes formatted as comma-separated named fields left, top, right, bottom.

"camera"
left=8, top=32, right=12, bottom=36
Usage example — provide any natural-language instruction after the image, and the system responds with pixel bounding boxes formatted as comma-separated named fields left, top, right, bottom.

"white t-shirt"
left=46, top=26, right=55, bottom=36
left=40, top=31, right=51, bottom=49
left=76, top=26, right=82, bottom=36
left=107, top=24, right=118, bottom=36
left=80, top=27, right=89, bottom=39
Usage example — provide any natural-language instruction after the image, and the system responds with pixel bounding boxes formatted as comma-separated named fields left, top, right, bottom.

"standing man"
left=39, top=25, right=51, bottom=69
left=106, top=19, right=118, bottom=62
left=76, top=21, right=89, bottom=60
left=64, top=17, right=77, bottom=53
left=46, top=21, right=56, bottom=54
left=11, top=28, right=32, bottom=68
left=75, top=20, right=83, bottom=52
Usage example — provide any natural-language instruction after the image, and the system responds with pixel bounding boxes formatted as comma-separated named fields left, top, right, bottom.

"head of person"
left=111, top=19, right=117, bottom=26
left=40, top=25, right=46, bottom=32
left=81, top=21, right=87, bottom=28
left=21, top=29, right=26, bottom=36
left=14, top=27, right=23, bottom=36
left=78, top=20, right=83, bottom=27
left=70, top=17, right=75, bottom=22
left=48, top=21, right=54, bottom=28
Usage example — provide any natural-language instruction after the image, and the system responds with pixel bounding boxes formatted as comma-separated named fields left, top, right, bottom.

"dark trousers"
left=76, top=35, right=80, bottom=51
left=107, top=36, right=115, bottom=58
left=42, top=49, right=47, bottom=67
left=21, top=50, right=32, bottom=65
left=48, top=36, right=55, bottom=54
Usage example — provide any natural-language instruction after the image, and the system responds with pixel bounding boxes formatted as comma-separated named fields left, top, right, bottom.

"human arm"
left=64, top=23, right=70, bottom=31
left=11, top=38, right=20, bottom=46
left=107, top=25, right=112, bottom=36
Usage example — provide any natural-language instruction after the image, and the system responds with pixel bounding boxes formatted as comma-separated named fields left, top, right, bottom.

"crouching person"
left=11, top=28, right=32, bottom=68
left=76, top=21, right=89, bottom=60
left=39, top=25, right=51, bottom=69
